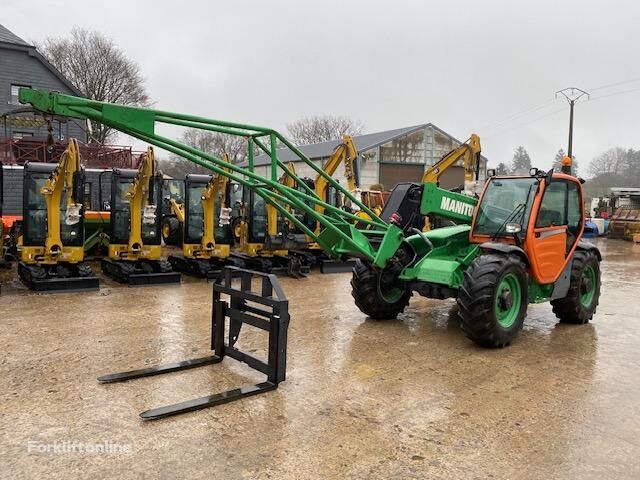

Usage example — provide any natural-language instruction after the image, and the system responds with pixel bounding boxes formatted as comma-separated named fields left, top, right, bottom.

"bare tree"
left=588, top=147, right=627, bottom=177
left=39, top=28, right=150, bottom=144
left=286, top=115, right=364, bottom=145
left=158, top=129, right=248, bottom=178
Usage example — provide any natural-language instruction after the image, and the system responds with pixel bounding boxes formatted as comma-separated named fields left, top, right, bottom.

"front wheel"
left=457, top=254, right=528, bottom=348
left=551, top=250, right=601, bottom=324
left=350, top=260, right=411, bottom=320
left=162, top=217, right=182, bottom=247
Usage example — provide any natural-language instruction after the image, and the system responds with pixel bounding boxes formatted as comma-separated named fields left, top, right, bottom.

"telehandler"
left=20, top=88, right=601, bottom=347
left=17, top=139, right=99, bottom=292
left=101, top=146, right=181, bottom=285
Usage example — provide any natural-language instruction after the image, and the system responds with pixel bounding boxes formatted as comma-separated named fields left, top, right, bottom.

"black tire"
left=162, top=216, right=182, bottom=246
left=350, top=260, right=411, bottom=320
left=457, top=254, right=528, bottom=348
left=551, top=250, right=601, bottom=324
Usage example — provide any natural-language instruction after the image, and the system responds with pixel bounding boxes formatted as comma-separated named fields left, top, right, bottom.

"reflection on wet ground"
left=0, top=238, right=639, bottom=479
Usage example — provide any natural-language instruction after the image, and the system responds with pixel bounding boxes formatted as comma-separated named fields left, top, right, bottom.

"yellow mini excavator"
left=18, top=139, right=99, bottom=292
left=168, top=158, right=240, bottom=278
left=101, top=147, right=181, bottom=285
left=229, top=163, right=310, bottom=278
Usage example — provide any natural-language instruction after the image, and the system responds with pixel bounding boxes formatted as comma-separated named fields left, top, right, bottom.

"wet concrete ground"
left=0, top=238, right=639, bottom=479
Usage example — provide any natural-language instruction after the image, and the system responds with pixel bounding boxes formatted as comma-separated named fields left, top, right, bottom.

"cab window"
left=535, top=179, right=582, bottom=252
left=535, top=181, right=567, bottom=228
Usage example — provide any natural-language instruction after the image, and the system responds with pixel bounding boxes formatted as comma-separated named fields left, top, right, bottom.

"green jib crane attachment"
left=19, top=88, right=392, bottom=262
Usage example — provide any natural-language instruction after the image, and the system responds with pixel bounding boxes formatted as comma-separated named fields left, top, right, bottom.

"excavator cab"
left=18, top=140, right=98, bottom=291
left=109, top=168, right=163, bottom=248
left=161, top=178, right=185, bottom=246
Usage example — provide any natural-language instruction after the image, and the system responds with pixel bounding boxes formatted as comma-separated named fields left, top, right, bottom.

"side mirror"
left=486, top=168, right=496, bottom=177
left=505, top=222, right=522, bottom=233
left=72, top=171, right=84, bottom=204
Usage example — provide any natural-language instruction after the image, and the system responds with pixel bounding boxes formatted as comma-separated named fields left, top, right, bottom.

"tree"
left=552, top=149, right=566, bottom=172
left=39, top=28, right=150, bottom=143
left=157, top=129, right=247, bottom=178
left=286, top=115, right=364, bottom=145
left=495, top=162, right=509, bottom=175
left=510, top=146, right=532, bottom=174
left=587, top=147, right=627, bottom=178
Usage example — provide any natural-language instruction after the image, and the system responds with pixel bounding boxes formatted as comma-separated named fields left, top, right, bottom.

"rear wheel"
left=457, top=254, right=528, bottom=348
left=162, top=216, right=182, bottom=246
left=551, top=250, right=600, bottom=324
left=351, top=260, right=411, bottom=320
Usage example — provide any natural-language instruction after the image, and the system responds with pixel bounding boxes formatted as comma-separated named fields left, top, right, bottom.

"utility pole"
left=556, top=87, right=589, bottom=158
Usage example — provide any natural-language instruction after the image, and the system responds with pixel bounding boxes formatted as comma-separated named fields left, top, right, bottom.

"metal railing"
left=0, top=138, right=142, bottom=168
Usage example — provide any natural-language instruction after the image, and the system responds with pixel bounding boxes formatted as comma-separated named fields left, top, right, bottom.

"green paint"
left=373, top=224, right=404, bottom=268
left=420, top=183, right=478, bottom=223
left=495, top=273, right=521, bottom=328
left=580, top=265, right=597, bottom=307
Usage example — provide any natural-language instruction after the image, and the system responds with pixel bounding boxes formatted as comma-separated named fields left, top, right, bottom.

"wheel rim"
left=162, top=223, right=171, bottom=238
left=495, top=273, right=521, bottom=328
left=580, top=265, right=597, bottom=307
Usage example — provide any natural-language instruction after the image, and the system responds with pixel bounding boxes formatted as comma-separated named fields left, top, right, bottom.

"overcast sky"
left=3, top=0, right=640, bottom=173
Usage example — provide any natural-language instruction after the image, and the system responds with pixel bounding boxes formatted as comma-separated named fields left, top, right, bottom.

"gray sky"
left=4, top=0, right=640, bottom=173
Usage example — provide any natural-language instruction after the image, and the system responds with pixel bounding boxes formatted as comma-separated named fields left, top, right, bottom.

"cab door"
left=527, top=180, right=581, bottom=284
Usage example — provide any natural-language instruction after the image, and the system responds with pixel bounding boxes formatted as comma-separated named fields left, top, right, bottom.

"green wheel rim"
left=495, top=273, right=522, bottom=328
left=580, top=265, right=597, bottom=307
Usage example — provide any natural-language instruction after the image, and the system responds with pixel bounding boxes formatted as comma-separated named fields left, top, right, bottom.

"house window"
left=10, top=84, right=30, bottom=105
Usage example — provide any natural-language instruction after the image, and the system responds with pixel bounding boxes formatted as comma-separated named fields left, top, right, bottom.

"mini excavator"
left=18, top=139, right=99, bottom=292
left=101, top=147, right=181, bottom=285
left=168, top=156, right=239, bottom=278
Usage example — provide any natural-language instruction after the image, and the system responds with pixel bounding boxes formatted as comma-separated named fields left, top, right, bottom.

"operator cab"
left=162, top=178, right=185, bottom=217
left=22, top=162, right=84, bottom=249
left=183, top=174, right=232, bottom=245
left=110, top=168, right=162, bottom=246
left=471, top=167, right=584, bottom=284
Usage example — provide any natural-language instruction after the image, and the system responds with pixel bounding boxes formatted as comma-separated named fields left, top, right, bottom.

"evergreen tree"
left=510, top=146, right=532, bottom=174
left=495, top=162, right=509, bottom=175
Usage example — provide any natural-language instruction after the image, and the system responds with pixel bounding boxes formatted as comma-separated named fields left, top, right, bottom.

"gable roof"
left=0, top=23, right=29, bottom=46
left=242, top=124, right=429, bottom=167
left=242, top=123, right=488, bottom=167
left=0, top=23, right=82, bottom=96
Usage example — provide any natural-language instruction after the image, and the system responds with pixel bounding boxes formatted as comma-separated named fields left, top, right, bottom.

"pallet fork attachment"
left=97, top=267, right=289, bottom=420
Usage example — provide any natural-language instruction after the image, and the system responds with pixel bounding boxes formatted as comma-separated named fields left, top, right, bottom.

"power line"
left=589, top=85, right=640, bottom=101
left=477, top=97, right=556, bottom=132
left=588, top=76, right=640, bottom=92
left=482, top=106, right=567, bottom=138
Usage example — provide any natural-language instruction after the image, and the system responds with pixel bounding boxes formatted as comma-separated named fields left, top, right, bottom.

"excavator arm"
left=41, top=138, right=83, bottom=256
left=200, top=154, right=231, bottom=252
left=422, top=133, right=481, bottom=191
left=127, top=147, right=157, bottom=252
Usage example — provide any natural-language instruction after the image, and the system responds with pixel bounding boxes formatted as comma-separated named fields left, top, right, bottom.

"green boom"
left=18, top=88, right=477, bottom=275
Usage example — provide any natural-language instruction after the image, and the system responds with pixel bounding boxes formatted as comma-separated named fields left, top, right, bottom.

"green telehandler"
left=19, top=88, right=601, bottom=347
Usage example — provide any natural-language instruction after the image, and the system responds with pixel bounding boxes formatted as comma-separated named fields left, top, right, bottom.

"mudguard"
left=479, top=242, right=529, bottom=266
left=576, top=240, right=602, bottom=260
